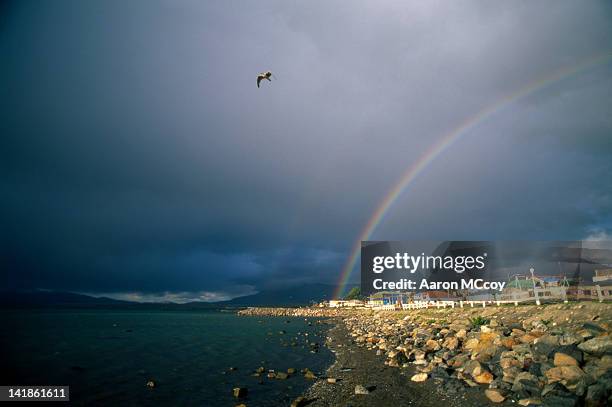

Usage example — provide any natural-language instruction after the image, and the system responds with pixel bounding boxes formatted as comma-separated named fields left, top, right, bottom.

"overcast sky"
left=1, top=0, right=611, bottom=301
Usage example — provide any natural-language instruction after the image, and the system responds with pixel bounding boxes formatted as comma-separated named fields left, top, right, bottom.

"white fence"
left=370, top=299, right=545, bottom=311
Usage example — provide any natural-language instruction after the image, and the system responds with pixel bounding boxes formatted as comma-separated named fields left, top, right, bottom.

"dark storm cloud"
left=1, top=0, right=611, bottom=300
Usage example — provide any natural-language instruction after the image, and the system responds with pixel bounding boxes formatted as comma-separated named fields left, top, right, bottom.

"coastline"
left=239, top=302, right=612, bottom=406
left=303, top=318, right=502, bottom=406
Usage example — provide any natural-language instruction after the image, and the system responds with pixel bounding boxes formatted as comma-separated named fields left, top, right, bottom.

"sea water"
left=1, top=309, right=333, bottom=406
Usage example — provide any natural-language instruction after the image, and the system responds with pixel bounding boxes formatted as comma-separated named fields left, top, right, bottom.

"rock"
left=585, top=383, right=607, bottom=407
left=528, top=362, right=543, bottom=377
left=512, top=372, right=541, bottom=399
left=304, top=370, right=317, bottom=380
left=443, top=336, right=459, bottom=350
left=541, top=382, right=579, bottom=407
left=559, top=332, right=583, bottom=346
left=275, top=372, right=288, bottom=380
left=464, top=360, right=493, bottom=383
left=534, top=334, right=559, bottom=356
left=582, top=322, right=606, bottom=335
left=463, top=360, right=483, bottom=377
left=512, top=343, right=532, bottom=355
left=490, top=378, right=512, bottom=392
left=448, top=354, right=469, bottom=368
left=355, top=384, right=370, bottom=395
left=411, top=373, right=428, bottom=382
left=474, top=371, right=494, bottom=384
left=456, top=329, right=467, bottom=339
left=545, top=365, right=582, bottom=382
left=545, top=365, right=586, bottom=395
left=578, top=337, right=612, bottom=356
left=502, top=366, right=521, bottom=383
left=464, top=338, right=479, bottom=350
left=327, top=377, right=338, bottom=384
left=425, top=339, right=441, bottom=352
left=476, top=341, right=500, bottom=358
left=146, top=380, right=155, bottom=388
left=519, top=334, right=537, bottom=344
left=290, top=396, right=307, bottom=407
left=255, top=367, right=265, bottom=373
left=485, top=389, right=505, bottom=403
left=501, top=338, right=517, bottom=348
left=556, top=345, right=584, bottom=364
left=500, top=357, right=521, bottom=369
left=518, top=398, right=543, bottom=406
left=287, top=368, right=296, bottom=374
left=232, top=387, right=247, bottom=398
left=554, top=352, right=579, bottom=367
left=235, top=404, right=247, bottom=407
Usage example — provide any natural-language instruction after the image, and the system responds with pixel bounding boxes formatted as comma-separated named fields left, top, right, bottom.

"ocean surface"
left=1, top=309, right=333, bottom=406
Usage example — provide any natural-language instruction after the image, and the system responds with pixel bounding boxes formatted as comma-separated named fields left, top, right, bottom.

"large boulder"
left=554, top=352, right=579, bottom=367
left=545, top=365, right=587, bottom=395
left=534, top=334, right=560, bottom=357
left=578, top=337, right=612, bottom=356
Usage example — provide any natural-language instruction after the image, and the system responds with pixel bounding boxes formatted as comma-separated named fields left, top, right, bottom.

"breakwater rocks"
left=346, top=302, right=611, bottom=406
left=237, top=307, right=346, bottom=318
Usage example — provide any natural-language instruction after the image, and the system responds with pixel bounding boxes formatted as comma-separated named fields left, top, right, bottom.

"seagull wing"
left=257, top=75, right=262, bottom=88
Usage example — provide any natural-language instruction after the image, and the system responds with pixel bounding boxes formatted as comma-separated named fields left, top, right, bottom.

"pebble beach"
left=239, top=302, right=612, bottom=406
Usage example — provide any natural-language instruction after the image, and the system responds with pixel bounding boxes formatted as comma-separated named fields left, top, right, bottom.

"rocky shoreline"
left=237, top=307, right=344, bottom=318
left=239, top=302, right=611, bottom=406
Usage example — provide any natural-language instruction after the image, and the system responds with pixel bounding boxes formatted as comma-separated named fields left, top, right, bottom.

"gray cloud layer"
left=1, top=0, right=611, bottom=300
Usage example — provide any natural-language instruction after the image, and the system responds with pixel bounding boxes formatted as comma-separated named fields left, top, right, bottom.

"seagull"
left=257, top=71, right=273, bottom=88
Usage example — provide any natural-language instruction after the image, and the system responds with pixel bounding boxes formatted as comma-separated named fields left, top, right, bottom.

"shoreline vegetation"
left=238, top=302, right=612, bottom=406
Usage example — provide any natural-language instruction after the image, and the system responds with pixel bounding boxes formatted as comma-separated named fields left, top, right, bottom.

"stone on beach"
left=232, top=387, right=247, bottom=398
left=410, top=373, right=428, bottom=382
left=553, top=352, right=579, bottom=366
left=578, top=336, right=612, bottom=355
left=326, top=377, right=338, bottom=383
left=484, top=389, right=505, bottom=403
left=354, top=384, right=370, bottom=394
left=517, top=398, right=542, bottom=406
left=473, top=370, right=494, bottom=384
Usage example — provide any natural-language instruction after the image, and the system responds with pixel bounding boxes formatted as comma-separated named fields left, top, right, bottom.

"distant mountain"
left=217, top=283, right=357, bottom=306
left=0, top=284, right=359, bottom=309
left=0, top=290, right=132, bottom=308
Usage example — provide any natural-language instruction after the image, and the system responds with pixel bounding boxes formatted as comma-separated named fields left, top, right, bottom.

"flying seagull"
left=257, top=71, right=273, bottom=88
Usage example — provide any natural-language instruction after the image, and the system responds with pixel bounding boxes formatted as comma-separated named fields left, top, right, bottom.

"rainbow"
left=333, top=52, right=612, bottom=299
